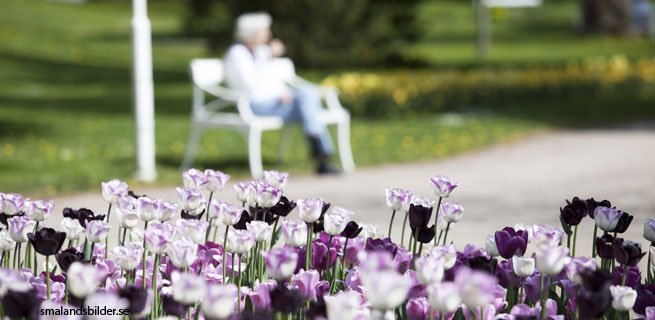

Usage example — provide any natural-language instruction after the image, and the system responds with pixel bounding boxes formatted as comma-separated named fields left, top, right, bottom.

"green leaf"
left=271, top=227, right=282, bottom=248
left=549, top=287, right=565, bottom=314
left=83, top=238, right=92, bottom=261
left=559, top=216, right=573, bottom=236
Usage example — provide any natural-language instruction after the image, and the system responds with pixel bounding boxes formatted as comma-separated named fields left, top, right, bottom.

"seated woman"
left=223, top=12, right=338, bottom=174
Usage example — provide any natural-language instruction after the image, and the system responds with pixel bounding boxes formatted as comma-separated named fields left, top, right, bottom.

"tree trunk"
left=580, top=0, right=633, bottom=35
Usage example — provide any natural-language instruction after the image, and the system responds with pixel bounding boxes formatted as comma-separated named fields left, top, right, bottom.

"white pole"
left=131, top=0, right=157, bottom=181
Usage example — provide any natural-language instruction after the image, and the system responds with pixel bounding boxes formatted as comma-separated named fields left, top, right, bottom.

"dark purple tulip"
left=495, top=259, right=519, bottom=288
left=118, top=284, right=150, bottom=316
left=232, top=210, right=252, bottom=230
left=128, top=190, right=147, bottom=199
left=633, top=284, right=655, bottom=315
left=28, top=227, right=66, bottom=256
left=467, top=256, right=497, bottom=275
left=611, top=211, right=633, bottom=233
left=612, top=238, right=646, bottom=266
left=306, top=296, right=327, bottom=320
left=410, top=225, right=436, bottom=244
left=161, top=294, right=186, bottom=316
left=236, top=311, right=275, bottom=320
left=55, top=247, right=85, bottom=272
left=180, top=209, right=204, bottom=220
left=0, top=288, right=39, bottom=319
left=560, top=197, right=587, bottom=226
left=311, top=240, right=337, bottom=271
left=269, top=196, right=296, bottom=217
left=408, top=204, right=432, bottom=228
left=365, top=237, right=398, bottom=257
left=311, top=202, right=331, bottom=234
left=341, top=221, right=363, bottom=238
left=577, top=268, right=612, bottom=320
left=596, top=234, right=615, bottom=259
left=613, top=265, right=641, bottom=288
left=0, top=212, right=24, bottom=226
left=585, top=198, right=611, bottom=218
left=270, top=283, right=303, bottom=314
left=63, top=207, right=105, bottom=228
left=494, top=227, right=528, bottom=259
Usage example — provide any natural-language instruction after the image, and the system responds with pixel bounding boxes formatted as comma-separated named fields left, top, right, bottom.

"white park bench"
left=181, top=58, right=356, bottom=178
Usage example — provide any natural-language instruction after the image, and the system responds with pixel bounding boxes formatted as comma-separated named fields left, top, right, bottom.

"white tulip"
left=0, top=230, right=15, bottom=251
left=644, top=218, right=655, bottom=243
left=535, top=245, right=569, bottom=276
left=427, top=282, right=461, bottom=313
left=485, top=235, right=499, bottom=257
left=324, top=290, right=365, bottom=320
left=323, top=212, right=349, bottom=236
left=297, top=198, right=325, bottom=223
left=610, top=285, right=637, bottom=311
left=594, top=207, right=622, bottom=232
left=415, top=256, right=445, bottom=284
left=172, top=271, right=206, bottom=305
left=60, top=218, right=85, bottom=241
left=67, top=262, right=101, bottom=298
left=202, top=284, right=237, bottom=320
left=512, top=256, right=535, bottom=277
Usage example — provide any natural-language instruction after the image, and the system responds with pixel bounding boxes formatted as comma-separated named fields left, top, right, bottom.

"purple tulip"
left=564, top=256, right=596, bottom=284
left=176, top=187, right=206, bottom=216
left=429, top=175, right=458, bottom=198
left=532, top=224, right=564, bottom=247
left=248, top=280, right=275, bottom=312
left=613, top=265, right=642, bottom=288
left=291, top=269, right=321, bottom=301
left=262, top=247, right=298, bottom=280
left=263, top=170, right=289, bottom=189
left=311, top=240, right=337, bottom=271
left=8, top=216, right=36, bottom=242
left=406, top=297, right=429, bottom=320
left=525, top=272, right=551, bottom=302
left=646, top=307, right=655, bottom=320
left=594, top=206, right=623, bottom=232
left=494, top=227, right=528, bottom=259
left=182, top=168, right=208, bottom=190
left=510, top=299, right=561, bottom=320
left=86, top=220, right=110, bottom=243
left=365, top=237, right=398, bottom=258
left=101, top=179, right=129, bottom=204
left=247, top=180, right=282, bottom=208
left=385, top=187, right=412, bottom=212
left=24, top=199, right=54, bottom=222
left=144, top=221, right=175, bottom=254
left=634, top=284, right=655, bottom=315
left=455, top=266, right=498, bottom=309
left=203, top=169, right=230, bottom=192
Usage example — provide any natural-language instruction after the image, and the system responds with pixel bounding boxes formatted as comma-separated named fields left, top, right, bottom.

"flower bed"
left=321, top=55, right=655, bottom=118
left=0, top=169, right=654, bottom=320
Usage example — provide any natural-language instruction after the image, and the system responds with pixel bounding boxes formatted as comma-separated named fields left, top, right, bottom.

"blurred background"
left=1, top=0, right=655, bottom=196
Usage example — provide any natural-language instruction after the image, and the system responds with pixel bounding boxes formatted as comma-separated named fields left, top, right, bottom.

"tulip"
left=596, top=234, right=615, bottom=259
left=54, top=247, right=84, bottom=273
left=560, top=197, right=587, bottom=226
left=118, top=284, right=153, bottom=318
left=427, top=281, right=461, bottom=313
left=455, top=267, right=498, bottom=309
left=411, top=225, right=436, bottom=245
left=494, top=227, right=528, bottom=259
left=565, top=256, right=596, bottom=284
left=415, top=256, right=445, bottom=284
left=0, top=193, right=24, bottom=216
left=385, top=187, right=412, bottom=212
left=233, top=181, right=250, bottom=204
left=171, top=271, right=206, bottom=305
left=67, top=262, right=101, bottom=297
left=111, top=243, right=143, bottom=270
left=153, top=199, right=177, bottom=222
left=429, top=174, right=458, bottom=198
left=63, top=207, right=104, bottom=228
left=512, top=256, right=535, bottom=277
left=610, top=285, right=637, bottom=311
left=176, top=187, right=206, bottom=216
left=145, top=221, right=175, bottom=255
left=360, top=223, right=382, bottom=239
left=204, top=169, right=230, bottom=192
left=291, top=269, right=321, bottom=300
left=441, top=202, right=463, bottom=223
left=248, top=180, right=283, bottom=208
left=644, top=219, right=655, bottom=243
left=360, top=268, right=411, bottom=311
left=166, top=236, right=197, bottom=269
left=535, top=245, right=568, bottom=275
left=248, top=280, right=274, bottom=312
left=0, top=229, right=15, bottom=252
left=613, top=238, right=646, bottom=267
left=297, top=198, right=325, bottom=223
left=269, top=196, right=297, bottom=217
left=23, top=199, right=54, bottom=222
left=612, top=211, right=633, bottom=233
left=341, top=221, right=363, bottom=239
left=27, top=228, right=65, bottom=256
left=323, top=212, right=349, bottom=236
left=175, top=219, right=209, bottom=244
left=263, top=170, right=288, bottom=189
left=202, top=284, right=237, bottom=320
left=85, top=292, right=129, bottom=320
left=225, top=229, right=254, bottom=254
left=86, top=220, right=110, bottom=243
left=182, top=168, right=207, bottom=190
left=219, top=203, right=244, bottom=226
left=594, top=206, right=622, bottom=232
left=406, top=297, right=429, bottom=320
left=115, top=201, right=140, bottom=231
left=324, top=290, right=365, bottom=320
left=281, top=220, right=307, bottom=248
left=247, top=221, right=273, bottom=242
left=101, top=179, right=129, bottom=204
left=263, top=247, right=298, bottom=280
left=430, top=245, right=458, bottom=270
left=60, top=218, right=85, bottom=241
left=8, top=216, right=36, bottom=243
left=532, top=224, right=564, bottom=247
left=485, top=235, right=499, bottom=257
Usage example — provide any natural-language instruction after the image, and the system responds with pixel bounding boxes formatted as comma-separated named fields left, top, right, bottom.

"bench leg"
left=248, top=128, right=264, bottom=178
left=277, top=126, right=293, bottom=163
left=181, top=124, right=201, bottom=170
left=337, top=115, right=355, bottom=173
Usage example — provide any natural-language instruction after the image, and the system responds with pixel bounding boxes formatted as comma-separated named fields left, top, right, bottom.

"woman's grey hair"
left=234, top=12, right=272, bottom=43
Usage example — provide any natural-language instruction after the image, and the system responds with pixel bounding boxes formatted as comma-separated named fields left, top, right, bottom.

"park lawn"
left=0, top=0, right=651, bottom=195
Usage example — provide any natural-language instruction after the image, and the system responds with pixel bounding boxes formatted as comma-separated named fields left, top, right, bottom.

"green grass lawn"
left=0, top=0, right=651, bottom=195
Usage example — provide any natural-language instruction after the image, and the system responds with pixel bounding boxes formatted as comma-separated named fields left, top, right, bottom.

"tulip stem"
left=213, top=226, right=218, bottom=243
left=325, top=235, right=333, bottom=278
left=434, top=197, right=442, bottom=246
left=648, top=246, right=652, bottom=283
left=400, top=212, right=409, bottom=247
left=539, top=273, right=546, bottom=320
left=206, top=219, right=213, bottom=243
left=152, top=254, right=159, bottom=320
left=206, top=192, right=213, bottom=223
left=45, top=256, right=51, bottom=300
left=106, top=204, right=111, bottom=260
left=412, top=229, right=419, bottom=256
left=339, top=238, right=349, bottom=285
left=621, top=264, right=627, bottom=286
left=269, top=217, right=280, bottom=250
left=572, top=225, right=579, bottom=257
left=306, top=223, right=314, bottom=271
left=231, top=253, right=235, bottom=284
left=591, top=225, right=598, bottom=258
left=238, top=253, right=243, bottom=313
left=142, top=221, right=148, bottom=290
left=387, top=210, right=396, bottom=240
left=442, top=222, right=451, bottom=246
left=222, top=226, right=230, bottom=284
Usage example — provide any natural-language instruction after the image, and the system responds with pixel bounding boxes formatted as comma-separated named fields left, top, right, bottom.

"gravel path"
left=45, top=128, right=655, bottom=265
